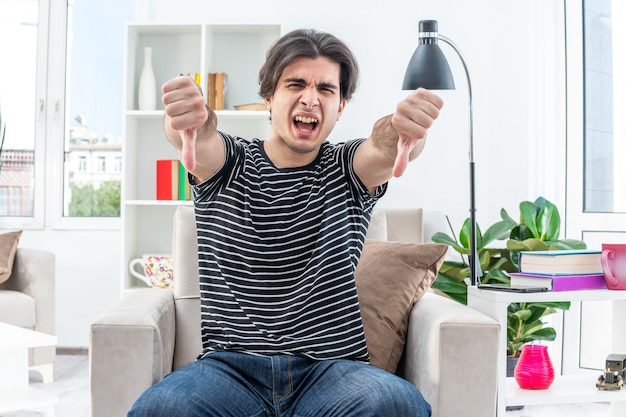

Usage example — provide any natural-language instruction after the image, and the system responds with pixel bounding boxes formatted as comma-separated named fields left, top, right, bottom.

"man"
left=128, top=28, right=443, bottom=417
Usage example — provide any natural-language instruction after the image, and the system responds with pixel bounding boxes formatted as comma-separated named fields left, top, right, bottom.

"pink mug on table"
left=601, top=243, right=626, bottom=290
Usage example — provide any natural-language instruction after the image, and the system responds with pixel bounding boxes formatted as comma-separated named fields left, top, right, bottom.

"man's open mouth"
left=294, top=115, right=318, bottom=133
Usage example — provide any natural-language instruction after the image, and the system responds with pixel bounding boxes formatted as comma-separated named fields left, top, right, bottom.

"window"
left=0, top=0, right=41, bottom=220
left=63, top=0, right=131, bottom=218
left=0, top=0, right=133, bottom=227
left=583, top=0, right=625, bottom=213
left=564, top=0, right=626, bottom=372
left=78, top=155, right=87, bottom=171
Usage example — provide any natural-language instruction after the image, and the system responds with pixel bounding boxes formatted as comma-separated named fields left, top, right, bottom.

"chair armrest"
left=89, top=288, right=176, bottom=417
left=6, top=248, right=56, bottom=337
left=400, top=291, right=500, bottom=417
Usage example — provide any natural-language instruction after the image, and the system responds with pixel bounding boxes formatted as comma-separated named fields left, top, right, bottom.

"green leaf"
left=511, top=309, right=532, bottom=321
left=439, top=262, right=469, bottom=282
left=478, top=249, right=493, bottom=275
left=432, top=275, right=467, bottom=304
left=459, top=218, right=483, bottom=251
left=433, top=274, right=467, bottom=293
left=526, top=301, right=570, bottom=310
left=481, top=219, right=516, bottom=247
left=546, top=239, right=587, bottom=250
left=431, top=232, right=458, bottom=247
left=506, top=238, right=550, bottom=252
left=519, top=320, right=544, bottom=338
left=500, top=208, right=516, bottom=224
left=525, top=327, right=557, bottom=342
left=537, top=201, right=560, bottom=240
left=534, top=196, right=549, bottom=211
left=519, top=201, right=539, bottom=238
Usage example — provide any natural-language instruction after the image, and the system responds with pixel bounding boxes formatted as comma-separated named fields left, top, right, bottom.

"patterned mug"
left=128, top=254, right=174, bottom=288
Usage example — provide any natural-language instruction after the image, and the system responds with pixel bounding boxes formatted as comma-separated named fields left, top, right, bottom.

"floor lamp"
left=402, top=20, right=482, bottom=285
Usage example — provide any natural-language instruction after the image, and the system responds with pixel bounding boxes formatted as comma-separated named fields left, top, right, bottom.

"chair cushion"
left=355, top=240, right=447, bottom=373
left=0, top=289, right=36, bottom=327
left=0, top=230, right=22, bottom=284
left=365, top=210, right=387, bottom=241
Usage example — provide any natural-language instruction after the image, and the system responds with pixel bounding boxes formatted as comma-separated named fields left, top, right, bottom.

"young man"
left=128, top=28, right=443, bottom=417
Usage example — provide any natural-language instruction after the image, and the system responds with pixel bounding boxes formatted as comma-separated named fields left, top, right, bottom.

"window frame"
left=0, top=0, right=120, bottom=231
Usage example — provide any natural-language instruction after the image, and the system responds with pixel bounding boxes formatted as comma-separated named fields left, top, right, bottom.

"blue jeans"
left=127, top=352, right=431, bottom=417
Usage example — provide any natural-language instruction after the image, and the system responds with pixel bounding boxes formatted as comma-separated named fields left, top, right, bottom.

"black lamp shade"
left=402, top=21, right=455, bottom=90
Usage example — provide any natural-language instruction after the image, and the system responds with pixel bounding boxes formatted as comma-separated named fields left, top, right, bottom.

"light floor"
left=1, top=353, right=612, bottom=417
left=2, top=353, right=89, bottom=417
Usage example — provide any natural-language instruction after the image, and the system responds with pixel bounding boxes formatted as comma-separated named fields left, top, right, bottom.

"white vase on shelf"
left=138, top=46, right=156, bottom=111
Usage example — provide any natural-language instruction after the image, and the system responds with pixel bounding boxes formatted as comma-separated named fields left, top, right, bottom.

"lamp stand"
left=437, top=35, right=482, bottom=285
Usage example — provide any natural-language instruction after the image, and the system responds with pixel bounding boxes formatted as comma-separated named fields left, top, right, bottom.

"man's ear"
left=336, top=98, right=347, bottom=121
left=264, top=96, right=272, bottom=112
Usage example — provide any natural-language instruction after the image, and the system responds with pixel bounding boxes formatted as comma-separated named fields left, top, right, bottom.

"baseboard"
left=57, top=346, right=89, bottom=355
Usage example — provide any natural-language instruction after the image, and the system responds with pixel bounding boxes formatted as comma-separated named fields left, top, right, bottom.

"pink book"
left=509, top=272, right=607, bottom=292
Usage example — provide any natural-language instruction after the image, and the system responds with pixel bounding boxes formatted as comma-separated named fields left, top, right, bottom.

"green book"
left=178, top=161, right=191, bottom=200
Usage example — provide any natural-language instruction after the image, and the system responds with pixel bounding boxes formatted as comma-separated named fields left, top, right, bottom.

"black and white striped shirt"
left=193, top=132, right=386, bottom=362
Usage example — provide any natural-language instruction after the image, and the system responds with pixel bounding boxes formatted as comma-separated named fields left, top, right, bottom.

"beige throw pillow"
left=355, top=240, right=448, bottom=373
left=0, top=230, right=23, bottom=284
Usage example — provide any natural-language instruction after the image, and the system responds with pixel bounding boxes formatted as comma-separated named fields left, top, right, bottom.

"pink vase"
left=514, top=344, right=555, bottom=389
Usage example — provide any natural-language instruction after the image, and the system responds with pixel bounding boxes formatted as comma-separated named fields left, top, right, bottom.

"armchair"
left=90, top=206, right=499, bottom=417
left=0, top=248, right=56, bottom=382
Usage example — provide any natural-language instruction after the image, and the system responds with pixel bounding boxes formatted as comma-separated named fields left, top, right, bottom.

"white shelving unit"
left=468, top=286, right=626, bottom=416
left=121, top=23, right=281, bottom=292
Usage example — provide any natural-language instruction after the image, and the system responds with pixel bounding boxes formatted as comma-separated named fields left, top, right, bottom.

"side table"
left=467, top=286, right=626, bottom=416
left=0, top=323, right=58, bottom=416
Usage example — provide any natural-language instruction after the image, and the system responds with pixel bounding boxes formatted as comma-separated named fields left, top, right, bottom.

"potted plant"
left=431, top=197, right=580, bottom=358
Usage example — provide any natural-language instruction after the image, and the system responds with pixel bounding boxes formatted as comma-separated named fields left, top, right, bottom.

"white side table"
left=0, top=323, right=58, bottom=417
left=468, top=286, right=626, bottom=416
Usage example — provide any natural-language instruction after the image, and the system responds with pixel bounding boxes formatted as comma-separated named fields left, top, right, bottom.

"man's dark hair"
left=258, top=29, right=360, bottom=101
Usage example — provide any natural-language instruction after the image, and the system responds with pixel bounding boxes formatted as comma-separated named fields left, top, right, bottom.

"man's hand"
left=162, top=75, right=209, bottom=171
left=390, top=88, right=444, bottom=177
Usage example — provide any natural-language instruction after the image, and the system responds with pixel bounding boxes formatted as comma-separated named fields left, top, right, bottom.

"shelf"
left=468, top=286, right=626, bottom=415
left=506, top=374, right=626, bottom=406
left=121, top=22, right=280, bottom=293
left=468, top=286, right=626, bottom=303
left=125, top=200, right=192, bottom=207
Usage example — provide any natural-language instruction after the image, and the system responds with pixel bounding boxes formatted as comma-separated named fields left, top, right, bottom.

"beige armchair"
left=0, top=248, right=56, bottom=382
left=90, top=206, right=500, bottom=417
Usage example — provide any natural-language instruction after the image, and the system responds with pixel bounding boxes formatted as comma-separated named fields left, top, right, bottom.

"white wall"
left=22, top=0, right=566, bottom=347
left=146, top=0, right=541, bottom=228
left=19, top=228, right=121, bottom=348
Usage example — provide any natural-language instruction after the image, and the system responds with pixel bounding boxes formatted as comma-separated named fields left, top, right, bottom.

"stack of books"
left=156, top=159, right=192, bottom=201
left=510, top=250, right=605, bottom=292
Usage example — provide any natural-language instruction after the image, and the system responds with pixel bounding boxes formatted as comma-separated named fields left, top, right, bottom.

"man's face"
left=264, top=56, right=347, bottom=156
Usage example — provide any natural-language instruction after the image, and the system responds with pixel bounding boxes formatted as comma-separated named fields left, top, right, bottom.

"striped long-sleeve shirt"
left=194, top=132, right=386, bottom=362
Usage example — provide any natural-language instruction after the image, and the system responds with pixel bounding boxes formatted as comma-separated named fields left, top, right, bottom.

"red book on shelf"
left=509, top=272, right=607, bottom=292
left=156, top=160, right=179, bottom=200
